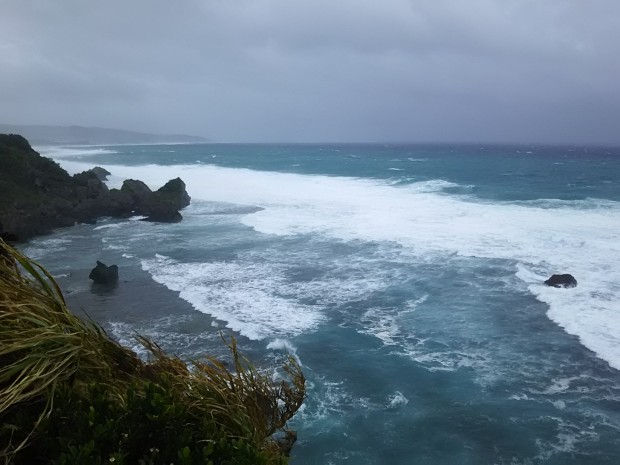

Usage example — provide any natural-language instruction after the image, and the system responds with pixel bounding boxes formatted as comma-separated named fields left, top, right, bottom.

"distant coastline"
left=0, top=123, right=208, bottom=146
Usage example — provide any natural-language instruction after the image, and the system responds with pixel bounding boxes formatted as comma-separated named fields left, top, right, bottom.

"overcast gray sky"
left=2, top=0, right=619, bottom=144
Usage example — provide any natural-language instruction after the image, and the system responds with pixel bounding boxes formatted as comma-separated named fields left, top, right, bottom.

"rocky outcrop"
left=152, top=178, right=191, bottom=211
left=0, top=134, right=191, bottom=241
left=91, top=166, right=111, bottom=181
left=120, top=179, right=152, bottom=212
left=89, top=261, right=119, bottom=285
left=544, top=274, right=577, bottom=288
left=142, top=178, right=190, bottom=222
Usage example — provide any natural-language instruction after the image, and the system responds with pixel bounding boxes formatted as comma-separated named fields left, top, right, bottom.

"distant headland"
left=0, top=124, right=208, bottom=146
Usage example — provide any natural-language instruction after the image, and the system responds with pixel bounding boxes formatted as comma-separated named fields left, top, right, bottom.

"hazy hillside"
left=0, top=124, right=208, bottom=145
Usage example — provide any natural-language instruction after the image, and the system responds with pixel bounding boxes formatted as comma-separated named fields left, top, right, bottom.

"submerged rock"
left=89, top=261, right=119, bottom=285
left=544, top=274, right=577, bottom=288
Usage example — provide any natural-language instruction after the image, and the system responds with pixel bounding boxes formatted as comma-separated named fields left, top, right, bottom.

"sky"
left=1, top=0, right=620, bottom=144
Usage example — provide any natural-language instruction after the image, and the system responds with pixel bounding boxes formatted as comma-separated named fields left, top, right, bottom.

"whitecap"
left=52, top=273, right=71, bottom=279
left=292, top=376, right=373, bottom=429
left=93, top=223, right=123, bottom=231
left=267, top=338, right=298, bottom=354
left=387, top=391, right=409, bottom=408
left=140, top=254, right=325, bottom=341
left=36, top=146, right=118, bottom=158
left=50, top=160, right=620, bottom=370
left=534, top=417, right=600, bottom=461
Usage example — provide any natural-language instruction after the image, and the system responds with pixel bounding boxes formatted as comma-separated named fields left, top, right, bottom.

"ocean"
left=25, top=143, right=620, bottom=464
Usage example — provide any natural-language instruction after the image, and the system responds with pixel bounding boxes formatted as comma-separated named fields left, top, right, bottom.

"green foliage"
left=0, top=240, right=305, bottom=464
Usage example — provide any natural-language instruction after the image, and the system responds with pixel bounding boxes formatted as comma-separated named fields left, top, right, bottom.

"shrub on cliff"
left=0, top=240, right=305, bottom=464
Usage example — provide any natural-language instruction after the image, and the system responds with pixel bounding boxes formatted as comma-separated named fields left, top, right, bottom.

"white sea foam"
left=52, top=273, right=71, bottom=279
left=36, top=146, right=118, bottom=158
left=140, top=254, right=324, bottom=340
left=294, top=376, right=374, bottom=429
left=22, top=237, right=72, bottom=260
left=553, top=400, right=567, bottom=410
left=108, top=321, right=149, bottom=358
left=267, top=338, right=298, bottom=354
left=52, top=160, right=620, bottom=369
left=387, top=391, right=409, bottom=408
left=138, top=243, right=405, bottom=341
left=538, top=377, right=581, bottom=395
left=93, top=223, right=123, bottom=231
left=359, top=296, right=427, bottom=347
left=101, top=237, right=128, bottom=251
left=267, top=339, right=302, bottom=366
left=530, top=375, right=602, bottom=396
left=107, top=316, right=224, bottom=361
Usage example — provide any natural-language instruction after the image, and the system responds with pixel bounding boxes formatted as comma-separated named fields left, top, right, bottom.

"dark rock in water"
left=141, top=178, right=190, bottom=222
left=91, top=166, right=111, bottom=181
left=89, top=261, right=119, bottom=285
left=544, top=274, right=577, bottom=288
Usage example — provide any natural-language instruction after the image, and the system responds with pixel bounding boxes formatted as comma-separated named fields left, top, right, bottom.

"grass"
left=0, top=240, right=305, bottom=464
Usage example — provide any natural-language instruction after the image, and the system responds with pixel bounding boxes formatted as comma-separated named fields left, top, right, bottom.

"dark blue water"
left=29, top=143, right=620, bottom=464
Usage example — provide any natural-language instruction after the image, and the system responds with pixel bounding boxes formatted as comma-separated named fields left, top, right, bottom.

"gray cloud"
left=1, top=0, right=619, bottom=143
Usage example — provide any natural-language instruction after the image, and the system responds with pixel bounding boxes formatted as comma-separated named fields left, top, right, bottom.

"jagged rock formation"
left=544, top=274, right=577, bottom=288
left=0, top=134, right=191, bottom=241
left=114, top=177, right=190, bottom=222
left=89, top=261, right=119, bottom=285
left=142, top=178, right=190, bottom=223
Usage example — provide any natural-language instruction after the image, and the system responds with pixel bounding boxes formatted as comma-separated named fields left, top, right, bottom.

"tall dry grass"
left=0, top=239, right=305, bottom=464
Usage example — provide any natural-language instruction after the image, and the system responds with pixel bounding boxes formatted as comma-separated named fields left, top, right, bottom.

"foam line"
left=36, top=146, right=119, bottom=158
left=53, top=159, right=620, bottom=369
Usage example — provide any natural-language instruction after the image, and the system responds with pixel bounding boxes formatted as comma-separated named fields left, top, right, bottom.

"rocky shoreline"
left=0, top=134, right=190, bottom=242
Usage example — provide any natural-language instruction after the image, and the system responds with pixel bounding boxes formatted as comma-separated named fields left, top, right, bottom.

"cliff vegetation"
left=0, top=240, right=305, bottom=464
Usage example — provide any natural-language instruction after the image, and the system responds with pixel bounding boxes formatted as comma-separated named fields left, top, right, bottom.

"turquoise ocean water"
left=26, top=143, right=620, bottom=464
